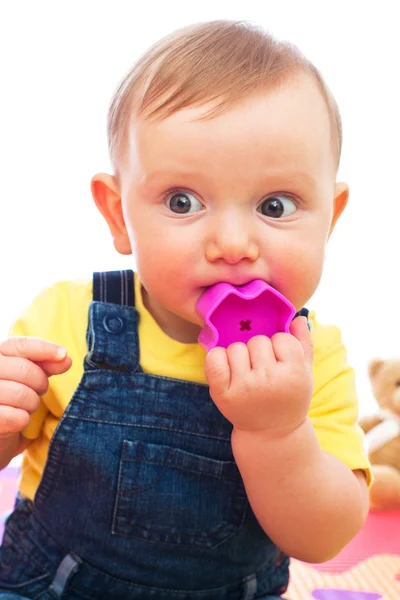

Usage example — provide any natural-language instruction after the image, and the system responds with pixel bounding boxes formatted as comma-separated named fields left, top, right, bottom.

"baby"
left=0, top=20, right=370, bottom=600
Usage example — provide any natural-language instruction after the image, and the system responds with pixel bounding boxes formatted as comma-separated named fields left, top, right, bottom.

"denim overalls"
left=0, top=270, right=296, bottom=599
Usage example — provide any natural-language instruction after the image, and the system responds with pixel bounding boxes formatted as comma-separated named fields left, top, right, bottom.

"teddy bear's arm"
left=359, top=414, right=383, bottom=433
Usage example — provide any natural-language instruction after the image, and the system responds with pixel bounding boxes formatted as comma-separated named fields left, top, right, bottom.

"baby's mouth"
left=196, top=280, right=295, bottom=351
left=204, top=277, right=262, bottom=289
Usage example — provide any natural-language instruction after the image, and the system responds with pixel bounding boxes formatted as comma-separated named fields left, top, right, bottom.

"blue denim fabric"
left=0, top=271, right=290, bottom=599
left=0, top=595, right=32, bottom=600
left=0, top=596, right=280, bottom=600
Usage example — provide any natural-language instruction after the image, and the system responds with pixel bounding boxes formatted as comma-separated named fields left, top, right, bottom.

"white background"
left=1, top=0, right=399, bottom=416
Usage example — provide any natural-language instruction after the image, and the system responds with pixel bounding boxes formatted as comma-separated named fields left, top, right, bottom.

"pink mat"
left=0, top=465, right=19, bottom=541
left=311, top=509, right=400, bottom=573
left=286, top=509, right=400, bottom=599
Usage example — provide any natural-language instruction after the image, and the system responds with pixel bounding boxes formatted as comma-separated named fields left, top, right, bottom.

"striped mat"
left=285, top=507, right=400, bottom=599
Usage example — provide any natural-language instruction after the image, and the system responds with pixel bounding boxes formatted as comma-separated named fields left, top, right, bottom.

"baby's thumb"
left=36, top=355, right=73, bottom=377
left=290, top=316, right=313, bottom=368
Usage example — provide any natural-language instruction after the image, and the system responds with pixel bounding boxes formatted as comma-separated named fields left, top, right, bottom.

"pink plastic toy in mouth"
left=196, top=279, right=295, bottom=351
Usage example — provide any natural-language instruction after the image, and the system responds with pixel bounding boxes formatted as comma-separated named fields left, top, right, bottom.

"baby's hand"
left=204, top=317, right=313, bottom=436
left=0, top=337, right=72, bottom=439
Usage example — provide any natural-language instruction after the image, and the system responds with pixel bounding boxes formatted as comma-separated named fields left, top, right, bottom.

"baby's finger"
left=226, top=342, right=251, bottom=385
left=289, top=316, right=314, bottom=368
left=0, top=355, right=50, bottom=395
left=0, top=337, right=67, bottom=362
left=247, top=335, right=275, bottom=372
left=204, top=347, right=231, bottom=396
left=0, top=405, right=30, bottom=435
left=0, top=380, right=40, bottom=413
left=35, top=355, right=73, bottom=377
left=271, top=332, right=304, bottom=364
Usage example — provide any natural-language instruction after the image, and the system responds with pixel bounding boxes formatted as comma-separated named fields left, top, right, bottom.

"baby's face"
left=117, top=73, right=346, bottom=343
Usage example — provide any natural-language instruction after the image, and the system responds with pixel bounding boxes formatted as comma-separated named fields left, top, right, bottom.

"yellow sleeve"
left=8, top=279, right=91, bottom=440
left=8, top=287, right=56, bottom=439
left=308, top=313, right=372, bottom=486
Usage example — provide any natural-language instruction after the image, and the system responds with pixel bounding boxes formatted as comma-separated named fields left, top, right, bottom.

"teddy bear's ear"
left=368, top=359, right=384, bottom=379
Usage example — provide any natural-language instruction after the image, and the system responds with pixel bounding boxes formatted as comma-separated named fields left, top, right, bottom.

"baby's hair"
left=108, top=20, right=342, bottom=171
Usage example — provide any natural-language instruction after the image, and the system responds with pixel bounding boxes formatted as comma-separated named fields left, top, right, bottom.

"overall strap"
left=295, top=307, right=309, bottom=319
left=294, top=307, right=311, bottom=330
left=85, top=269, right=140, bottom=373
left=93, top=270, right=135, bottom=306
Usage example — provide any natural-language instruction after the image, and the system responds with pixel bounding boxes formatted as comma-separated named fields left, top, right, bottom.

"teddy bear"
left=359, top=358, right=400, bottom=511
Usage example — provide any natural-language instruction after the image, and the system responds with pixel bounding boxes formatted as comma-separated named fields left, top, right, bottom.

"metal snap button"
left=103, top=316, right=125, bottom=334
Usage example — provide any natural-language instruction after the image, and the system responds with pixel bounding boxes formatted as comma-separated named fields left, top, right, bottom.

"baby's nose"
left=206, top=229, right=259, bottom=264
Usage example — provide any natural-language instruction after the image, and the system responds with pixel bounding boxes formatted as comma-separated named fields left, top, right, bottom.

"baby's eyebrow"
left=139, top=169, right=203, bottom=188
left=257, top=169, right=319, bottom=191
left=137, top=168, right=320, bottom=197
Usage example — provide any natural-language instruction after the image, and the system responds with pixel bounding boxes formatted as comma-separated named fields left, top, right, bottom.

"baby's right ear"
left=91, top=173, right=132, bottom=255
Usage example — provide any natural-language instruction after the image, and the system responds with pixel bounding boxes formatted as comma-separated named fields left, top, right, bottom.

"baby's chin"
left=156, top=307, right=203, bottom=344
left=168, top=321, right=203, bottom=344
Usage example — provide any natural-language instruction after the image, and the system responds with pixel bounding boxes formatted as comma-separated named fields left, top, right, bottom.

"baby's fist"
left=205, top=316, right=313, bottom=435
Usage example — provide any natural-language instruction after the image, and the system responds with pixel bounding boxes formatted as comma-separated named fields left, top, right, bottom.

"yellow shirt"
left=9, top=274, right=371, bottom=500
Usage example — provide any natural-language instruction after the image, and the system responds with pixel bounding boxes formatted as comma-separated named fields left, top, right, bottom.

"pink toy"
left=197, top=280, right=295, bottom=351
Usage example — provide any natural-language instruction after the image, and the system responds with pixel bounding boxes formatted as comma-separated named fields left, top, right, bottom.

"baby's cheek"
left=272, top=252, right=323, bottom=309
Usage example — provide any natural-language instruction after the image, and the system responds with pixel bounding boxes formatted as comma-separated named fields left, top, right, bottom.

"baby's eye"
left=257, top=195, right=297, bottom=219
left=167, top=191, right=203, bottom=214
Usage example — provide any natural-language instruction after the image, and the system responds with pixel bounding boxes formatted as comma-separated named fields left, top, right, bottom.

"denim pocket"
left=112, top=439, right=248, bottom=548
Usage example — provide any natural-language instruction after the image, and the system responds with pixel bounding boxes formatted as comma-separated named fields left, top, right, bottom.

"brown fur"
left=359, top=359, right=400, bottom=510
